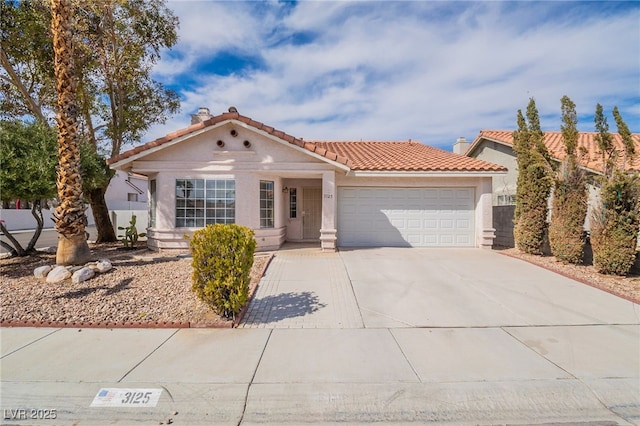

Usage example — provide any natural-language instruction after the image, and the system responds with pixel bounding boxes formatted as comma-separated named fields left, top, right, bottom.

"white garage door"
left=337, top=187, right=475, bottom=247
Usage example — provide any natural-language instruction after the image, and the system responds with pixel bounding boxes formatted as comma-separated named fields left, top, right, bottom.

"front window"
left=260, top=180, right=274, bottom=228
left=175, top=179, right=235, bottom=227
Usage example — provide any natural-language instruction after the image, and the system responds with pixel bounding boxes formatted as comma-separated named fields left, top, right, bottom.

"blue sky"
left=144, top=0, right=640, bottom=151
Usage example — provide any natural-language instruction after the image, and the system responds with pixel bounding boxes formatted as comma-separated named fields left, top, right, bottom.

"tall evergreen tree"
left=513, top=98, right=553, bottom=254
left=594, top=103, right=615, bottom=179
left=590, top=106, right=640, bottom=275
left=548, top=96, right=588, bottom=264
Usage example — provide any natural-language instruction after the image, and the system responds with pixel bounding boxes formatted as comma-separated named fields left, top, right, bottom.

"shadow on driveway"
left=245, top=291, right=327, bottom=324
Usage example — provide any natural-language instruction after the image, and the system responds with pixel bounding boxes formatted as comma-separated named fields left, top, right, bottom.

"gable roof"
left=469, top=130, right=640, bottom=173
left=107, top=110, right=506, bottom=173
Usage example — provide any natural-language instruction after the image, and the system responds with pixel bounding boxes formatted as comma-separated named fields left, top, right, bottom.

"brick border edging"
left=498, top=251, right=640, bottom=305
left=1, top=253, right=276, bottom=330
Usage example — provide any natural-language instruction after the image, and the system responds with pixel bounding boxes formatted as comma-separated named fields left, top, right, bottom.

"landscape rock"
left=46, top=266, right=71, bottom=283
left=72, top=267, right=95, bottom=284
left=34, top=265, right=53, bottom=279
left=96, top=259, right=112, bottom=273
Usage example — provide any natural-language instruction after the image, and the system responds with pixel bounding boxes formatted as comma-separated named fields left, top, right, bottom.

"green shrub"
left=590, top=172, right=640, bottom=275
left=189, top=224, right=256, bottom=319
left=549, top=174, right=588, bottom=264
left=514, top=160, right=553, bottom=255
left=512, top=100, right=553, bottom=255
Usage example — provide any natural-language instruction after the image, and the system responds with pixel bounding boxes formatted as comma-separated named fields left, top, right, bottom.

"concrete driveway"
left=241, top=246, right=639, bottom=329
left=340, top=247, right=640, bottom=328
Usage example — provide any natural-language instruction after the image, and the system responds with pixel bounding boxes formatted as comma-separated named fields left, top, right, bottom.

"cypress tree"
left=513, top=98, right=554, bottom=254
left=549, top=96, right=588, bottom=263
left=590, top=106, right=640, bottom=275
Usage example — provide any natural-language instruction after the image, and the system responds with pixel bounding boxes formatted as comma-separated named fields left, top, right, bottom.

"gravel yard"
left=1, top=243, right=271, bottom=327
left=1, top=243, right=637, bottom=329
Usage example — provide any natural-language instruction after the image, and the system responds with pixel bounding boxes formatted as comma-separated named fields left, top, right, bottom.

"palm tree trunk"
left=51, top=0, right=90, bottom=265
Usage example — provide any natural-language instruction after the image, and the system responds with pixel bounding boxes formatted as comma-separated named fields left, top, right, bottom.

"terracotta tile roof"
left=315, top=141, right=507, bottom=172
left=471, top=130, right=640, bottom=173
left=107, top=110, right=506, bottom=172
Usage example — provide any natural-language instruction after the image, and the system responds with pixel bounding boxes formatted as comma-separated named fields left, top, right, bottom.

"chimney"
left=453, top=136, right=470, bottom=155
left=190, top=107, right=213, bottom=124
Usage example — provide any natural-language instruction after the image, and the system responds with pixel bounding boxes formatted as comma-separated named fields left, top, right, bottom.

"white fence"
left=0, top=208, right=147, bottom=235
left=0, top=207, right=95, bottom=231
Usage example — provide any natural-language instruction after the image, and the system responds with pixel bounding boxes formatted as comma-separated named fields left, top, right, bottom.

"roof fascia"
left=346, top=170, right=507, bottom=178
left=110, top=118, right=352, bottom=172
left=465, top=136, right=513, bottom=157
left=109, top=124, right=220, bottom=170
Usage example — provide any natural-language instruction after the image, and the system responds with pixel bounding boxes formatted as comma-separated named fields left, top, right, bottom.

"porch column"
left=320, top=170, right=337, bottom=251
left=479, top=177, right=496, bottom=249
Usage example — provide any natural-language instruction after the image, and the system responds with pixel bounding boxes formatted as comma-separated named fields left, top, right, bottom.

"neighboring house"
left=105, top=171, right=148, bottom=210
left=107, top=108, right=506, bottom=251
left=460, top=130, right=640, bottom=247
left=460, top=130, right=640, bottom=206
left=104, top=171, right=149, bottom=235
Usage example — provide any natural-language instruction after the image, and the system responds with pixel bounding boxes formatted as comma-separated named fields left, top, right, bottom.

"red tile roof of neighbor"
left=107, top=110, right=507, bottom=173
left=472, top=130, right=640, bottom=173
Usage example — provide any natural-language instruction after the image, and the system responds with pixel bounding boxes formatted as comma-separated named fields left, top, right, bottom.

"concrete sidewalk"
left=1, top=326, right=638, bottom=424
left=1, top=246, right=639, bottom=424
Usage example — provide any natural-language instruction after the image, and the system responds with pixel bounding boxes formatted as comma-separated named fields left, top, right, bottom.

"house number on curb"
left=91, top=388, right=163, bottom=407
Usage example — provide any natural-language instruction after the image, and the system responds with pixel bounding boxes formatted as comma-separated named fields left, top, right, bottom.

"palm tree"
left=51, top=0, right=90, bottom=265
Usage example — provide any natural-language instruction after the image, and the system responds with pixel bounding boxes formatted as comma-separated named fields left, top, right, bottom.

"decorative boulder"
left=72, top=267, right=95, bottom=284
left=96, top=259, right=112, bottom=273
left=34, top=265, right=53, bottom=279
left=46, top=266, right=71, bottom=283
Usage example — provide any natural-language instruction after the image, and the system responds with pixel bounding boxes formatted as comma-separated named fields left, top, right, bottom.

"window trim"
left=289, top=187, right=297, bottom=219
left=175, top=178, right=235, bottom=227
left=260, top=180, right=274, bottom=229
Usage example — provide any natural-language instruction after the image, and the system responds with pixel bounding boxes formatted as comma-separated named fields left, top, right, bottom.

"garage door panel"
left=338, top=187, right=475, bottom=247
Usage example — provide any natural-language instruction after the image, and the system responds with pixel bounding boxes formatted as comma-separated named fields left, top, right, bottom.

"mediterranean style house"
left=107, top=108, right=506, bottom=251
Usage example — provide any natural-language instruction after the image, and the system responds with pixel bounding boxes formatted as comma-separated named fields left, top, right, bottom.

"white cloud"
left=143, top=1, right=639, bottom=150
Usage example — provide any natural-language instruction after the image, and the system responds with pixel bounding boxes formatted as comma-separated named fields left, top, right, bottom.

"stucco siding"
left=471, top=141, right=517, bottom=205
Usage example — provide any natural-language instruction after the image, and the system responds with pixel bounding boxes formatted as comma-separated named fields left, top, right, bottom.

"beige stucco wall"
left=131, top=122, right=336, bottom=251
left=119, top=121, right=499, bottom=250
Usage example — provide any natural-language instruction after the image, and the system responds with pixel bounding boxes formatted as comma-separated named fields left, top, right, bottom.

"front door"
left=302, top=187, right=322, bottom=240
